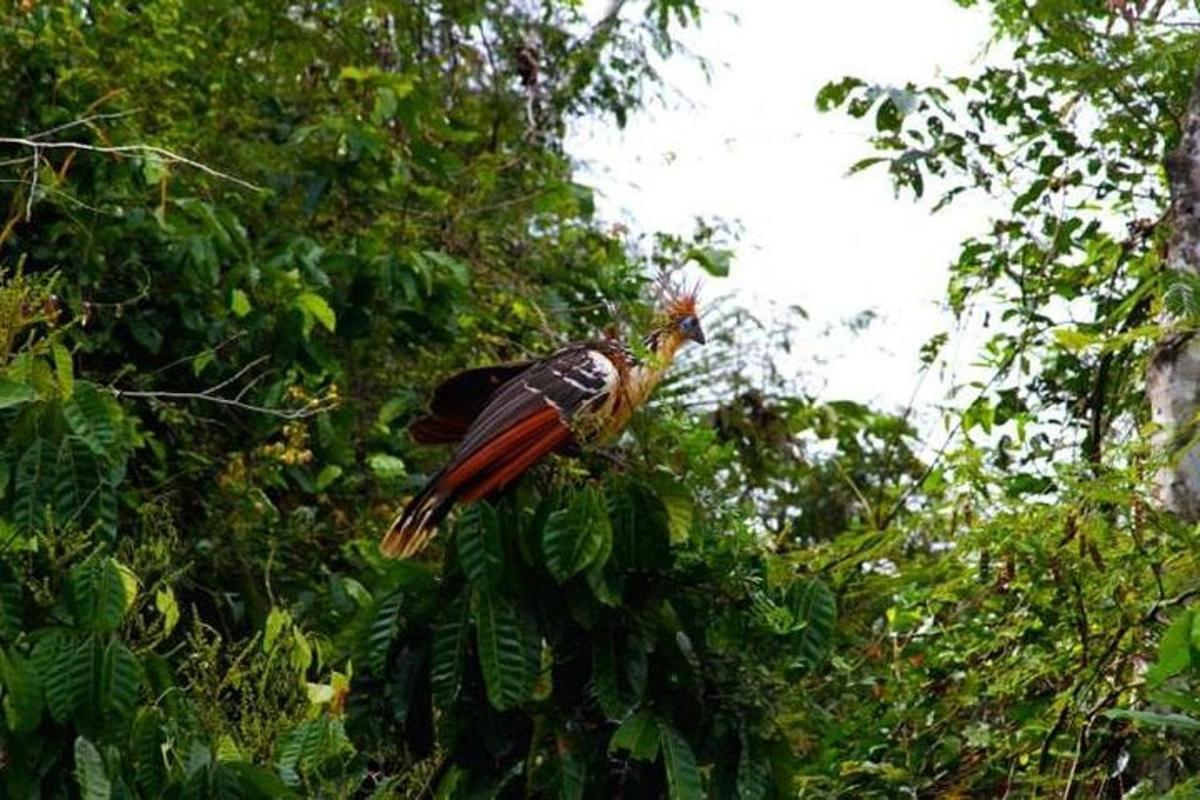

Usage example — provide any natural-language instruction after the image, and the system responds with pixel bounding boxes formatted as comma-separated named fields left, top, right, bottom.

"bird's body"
left=380, top=290, right=704, bottom=559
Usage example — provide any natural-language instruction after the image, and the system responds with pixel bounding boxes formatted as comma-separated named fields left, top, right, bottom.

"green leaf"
left=608, top=484, right=670, bottom=570
left=788, top=579, right=837, bottom=670
left=69, top=557, right=136, bottom=633
left=608, top=711, right=660, bottom=760
left=155, top=587, right=180, bottom=635
left=63, top=382, right=120, bottom=457
left=365, top=591, right=403, bottom=673
left=457, top=502, right=504, bottom=586
left=231, top=288, right=252, bottom=317
left=1104, top=708, right=1200, bottom=732
left=52, top=343, right=74, bottom=399
left=543, top=487, right=611, bottom=583
left=431, top=594, right=469, bottom=707
left=296, top=291, right=336, bottom=333
left=367, top=453, right=406, bottom=479
left=1148, top=609, right=1195, bottom=688
left=559, top=747, right=586, bottom=800
left=314, top=464, right=342, bottom=491
left=737, top=733, right=770, bottom=800
left=99, top=639, right=141, bottom=718
left=473, top=588, right=538, bottom=711
left=592, top=630, right=646, bottom=720
left=131, top=709, right=167, bottom=797
left=277, top=720, right=326, bottom=787
left=75, top=736, right=112, bottom=800
left=0, top=575, right=23, bottom=641
left=686, top=245, right=732, bottom=277
left=13, top=438, right=54, bottom=533
left=650, top=478, right=694, bottom=545
left=55, top=436, right=118, bottom=537
left=35, top=633, right=89, bottom=722
left=0, top=647, right=43, bottom=732
left=0, top=376, right=36, bottom=409
left=658, top=721, right=703, bottom=800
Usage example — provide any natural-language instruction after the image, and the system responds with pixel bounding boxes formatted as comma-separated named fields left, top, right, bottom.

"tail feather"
left=380, top=480, right=454, bottom=559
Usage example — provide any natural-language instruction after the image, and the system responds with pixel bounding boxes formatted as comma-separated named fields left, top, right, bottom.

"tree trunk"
left=1148, top=68, right=1200, bottom=519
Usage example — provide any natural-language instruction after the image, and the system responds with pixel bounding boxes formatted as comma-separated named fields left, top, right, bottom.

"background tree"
left=811, top=0, right=1200, bottom=796
left=0, top=1, right=877, bottom=797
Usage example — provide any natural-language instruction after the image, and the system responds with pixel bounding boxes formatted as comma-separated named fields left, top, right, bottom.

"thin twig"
left=27, top=109, right=143, bottom=141
left=25, top=147, right=38, bottom=222
left=0, top=137, right=263, bottom=192
left=111, top=387, right=331, bottom=420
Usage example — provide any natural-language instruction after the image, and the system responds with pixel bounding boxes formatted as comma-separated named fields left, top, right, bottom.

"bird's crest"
left=655, top=272, right=701, bottom=320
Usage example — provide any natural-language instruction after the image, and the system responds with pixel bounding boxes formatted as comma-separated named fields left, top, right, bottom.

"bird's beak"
left=689, top=322, right=706, bottom=345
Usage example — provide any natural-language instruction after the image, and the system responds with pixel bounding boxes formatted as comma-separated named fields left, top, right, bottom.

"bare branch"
left=111, top=387, right=333, bottom=420
left=110, top=355, right=334, bottom=420
left=0, top=137, right=264, bottom=192
left=27, top=109, right=143, bottom=141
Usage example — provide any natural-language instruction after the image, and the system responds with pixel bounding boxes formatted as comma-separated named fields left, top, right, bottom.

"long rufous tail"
left=379, top=478, right=454, bottom=558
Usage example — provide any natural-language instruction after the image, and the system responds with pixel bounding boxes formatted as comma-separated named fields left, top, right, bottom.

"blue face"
left=677, top=314, right=706, bottom=345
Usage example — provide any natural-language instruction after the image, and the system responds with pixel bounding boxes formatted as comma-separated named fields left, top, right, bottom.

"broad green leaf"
left=473, top=588, right=538, bottom=710
left=559, top=747, right=586, bottom=800
left=35, top=633, right=89, bottom=722
left=608, top=711, right=660, bottom=760
left=543, top=487, right=611, bottom=583
left=431, top=594, right=469, bottom=707
left=99, top=639, right=141, bottom=718
left=131, top=709, right=167, bottom=797
left=658, top=721, right=703, bottom=800
left=737, top=733, right=770, bottom=800
left=0, top=647, right=43, bottom=732
left=650, top=478, right=694, bottom=544
left=63, top=383, right=120, bottom=457
left=686, top=245, right=732, bottom=277
left=231, top=288, right=252, bottom=317
left=788, top=579, right=837, bottom=670
left=457, top=502, right=504, bottom=586
left=1104, top=708, right=1200, bottom=732
left=0, top=575, right=22, bottom=641
left=296, top=291, right=336, bottom=333
left=0, top=376, right=35, bottom=409
left=1148, top=609, right=1195, bottom=688
left=69, top=557, right=135, bottom=633
left=155, top=587, right=180, bottom=635
left=367, top=453, right=406, bottom=479
left=13, top=438, right=54, bottom=533
left=75, top=736, right=112, bottom=800
left=53, top=343, right=74, bottom=399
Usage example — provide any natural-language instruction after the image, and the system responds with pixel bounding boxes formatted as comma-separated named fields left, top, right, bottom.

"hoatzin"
left=380, top=285, right=705, bottom=558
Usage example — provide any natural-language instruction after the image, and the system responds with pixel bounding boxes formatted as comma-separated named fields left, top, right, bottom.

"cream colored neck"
left=628, top=326, right=685, bottom=405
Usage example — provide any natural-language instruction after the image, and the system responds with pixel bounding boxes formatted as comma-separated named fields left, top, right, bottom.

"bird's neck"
left=628, top=326, right=683, bottom=404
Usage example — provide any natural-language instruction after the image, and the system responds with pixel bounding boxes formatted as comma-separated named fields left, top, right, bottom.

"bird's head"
left=657, top=275, right=705, bottom=347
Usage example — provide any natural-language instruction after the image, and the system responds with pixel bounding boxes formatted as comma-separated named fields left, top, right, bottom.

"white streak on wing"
left=524, top=381, right=561, bottom=411
left=551, top=366, right=600, bottom=393
left=584, top=350, right=619, bottom=392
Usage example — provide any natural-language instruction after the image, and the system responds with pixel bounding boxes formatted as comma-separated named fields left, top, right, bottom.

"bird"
left=379, top=281, right=705, bottom=558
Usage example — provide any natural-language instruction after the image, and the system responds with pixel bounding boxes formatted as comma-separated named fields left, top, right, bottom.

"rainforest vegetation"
left=2, top=0, right=1200, bottom=797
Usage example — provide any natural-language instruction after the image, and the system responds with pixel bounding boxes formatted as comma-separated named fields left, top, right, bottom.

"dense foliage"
left=6, top=0, right=1200, bottom=798
left=0, top=1, right=864, bottom=797
left=809, top=0, right=1200, bottom=796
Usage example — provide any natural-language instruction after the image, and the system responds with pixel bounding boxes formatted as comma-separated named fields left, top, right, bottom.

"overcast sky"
left=569, top=1, right=1001, bottom=434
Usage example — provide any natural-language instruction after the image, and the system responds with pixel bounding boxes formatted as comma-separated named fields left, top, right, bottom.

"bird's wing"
left=435, top=345, right=621, bottom=501
left=408, top=361, right=535, bottom=444
left=381, top=345, right=623, bottom=558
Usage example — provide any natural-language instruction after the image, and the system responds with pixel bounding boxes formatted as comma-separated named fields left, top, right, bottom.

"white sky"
left=569, top=1, right=1002, bottom=430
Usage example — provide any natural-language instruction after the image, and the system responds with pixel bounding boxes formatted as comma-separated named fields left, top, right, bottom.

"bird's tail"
left=380, top=478, right=454, bottom=559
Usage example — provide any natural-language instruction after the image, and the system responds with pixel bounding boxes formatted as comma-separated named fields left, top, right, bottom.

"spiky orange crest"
left=656, top=273, right=701, bottom=321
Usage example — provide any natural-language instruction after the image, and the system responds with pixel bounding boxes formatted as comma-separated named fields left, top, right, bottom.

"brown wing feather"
left=382, top=346, right=618, bottom=558
left=409, top=361, right=534, bottom=444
